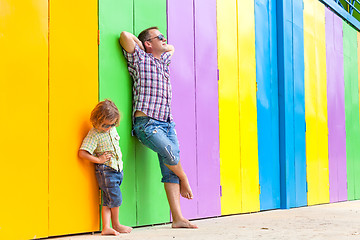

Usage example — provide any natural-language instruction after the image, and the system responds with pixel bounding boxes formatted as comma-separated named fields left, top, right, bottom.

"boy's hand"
left=98, top=152, right=112, bottom=164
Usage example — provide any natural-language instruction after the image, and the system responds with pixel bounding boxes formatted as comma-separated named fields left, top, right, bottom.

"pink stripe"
left=167, top=0, right=198, bottom=219
left=325, top=8, right=348, bottom=203
left=194, top=0, right=221, bottom=217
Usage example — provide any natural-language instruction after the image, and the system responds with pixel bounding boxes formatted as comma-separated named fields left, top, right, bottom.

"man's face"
left=146, top=29, right=167, bottom=53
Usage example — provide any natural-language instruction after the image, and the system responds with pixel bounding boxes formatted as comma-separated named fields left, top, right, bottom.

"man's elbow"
left=119, top=32, right=125, bottom=44
left=120, top=31, right=130, bottom=43
left=120, top=31, right=126, bottom=39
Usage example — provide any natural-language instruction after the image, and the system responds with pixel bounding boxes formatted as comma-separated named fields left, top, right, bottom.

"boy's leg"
left=164, top=183, right=198, bottom=228
left=101, top=206, right=120, bottom=235
left=96, top=165, right=127, bottom=235
left=110, top=207, right=133, bottom=233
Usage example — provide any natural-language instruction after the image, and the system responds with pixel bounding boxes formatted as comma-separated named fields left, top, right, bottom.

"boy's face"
left=97, top=118, right=117, bottom=132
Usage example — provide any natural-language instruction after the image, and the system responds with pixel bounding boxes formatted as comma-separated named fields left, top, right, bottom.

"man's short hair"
left=138, top=26, right=159, bottom=52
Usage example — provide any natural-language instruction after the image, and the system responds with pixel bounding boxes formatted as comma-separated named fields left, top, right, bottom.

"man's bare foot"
left=113, top=224, right=133, bottom=233
left=101, top=227, right=120, bottom=236
left=180, top=179, right=193, bottom=199
left=172, top=218, right=198, bottom=229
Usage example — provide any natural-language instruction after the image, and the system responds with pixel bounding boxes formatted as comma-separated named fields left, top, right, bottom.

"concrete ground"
left=49, top=200, right=360, bottom=240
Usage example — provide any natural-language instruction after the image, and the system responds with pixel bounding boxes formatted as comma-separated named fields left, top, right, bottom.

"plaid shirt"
left=80, top=127, right=123, bottom=172
left=123, top=44, right=173, bottom=122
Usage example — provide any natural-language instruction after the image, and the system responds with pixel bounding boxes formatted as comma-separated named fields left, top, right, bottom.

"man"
left=120, top=27, right=197, bottom=228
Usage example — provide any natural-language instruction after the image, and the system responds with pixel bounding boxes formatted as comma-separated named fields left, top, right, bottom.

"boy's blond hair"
left=90, top=99, right=120, bottom=128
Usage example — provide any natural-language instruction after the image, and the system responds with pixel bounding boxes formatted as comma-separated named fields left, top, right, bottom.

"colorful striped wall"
left=2, top=0, right=360, bottom=238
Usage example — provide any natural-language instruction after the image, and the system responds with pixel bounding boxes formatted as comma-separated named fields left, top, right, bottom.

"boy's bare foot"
left=172, top=218, right=198, bottom=229
left=101, top=227, right=120, bottom=236
left=180, top=179, right=193, bottom=199
left=114, top=224, right=133, bottom=233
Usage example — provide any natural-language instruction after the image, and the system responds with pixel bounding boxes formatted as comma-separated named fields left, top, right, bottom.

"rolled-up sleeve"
left=80, top=130, right=97, bottom=155
left=161, top=52, right=172, bottom=65
left=123, top=44, right=145, bottom=65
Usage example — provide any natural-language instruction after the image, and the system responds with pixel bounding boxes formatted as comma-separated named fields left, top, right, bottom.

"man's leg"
left=133, top=118, right=197, bottom=228
left=165, top=161, right=193, bottom=199
left=134, top=118, right=193, bottom=199
left=164, top=182, right=198, bottom=228
left=164, top=122, right=193, bottom=199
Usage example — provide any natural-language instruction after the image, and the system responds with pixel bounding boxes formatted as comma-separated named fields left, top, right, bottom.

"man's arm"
left=119, top=31, right=144, bottom=53
left=166, top=44, right=175, bottom=57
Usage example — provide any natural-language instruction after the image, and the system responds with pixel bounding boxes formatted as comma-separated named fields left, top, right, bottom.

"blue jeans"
left=95, top=164, right=123, bottom=208
left=133, top=116, right=180, bottom=184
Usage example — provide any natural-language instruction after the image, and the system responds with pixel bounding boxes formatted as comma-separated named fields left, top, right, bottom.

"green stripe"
left=343, top=22, right=360, bottom=200
left=99, top=0, right=136, bottom=227
left=99, top=0, right=170, bottom=227
left=133, top=0, right=170, bottom=226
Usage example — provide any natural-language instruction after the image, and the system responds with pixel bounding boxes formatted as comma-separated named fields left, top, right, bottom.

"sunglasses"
left=146, top=34, right=165, bottom=42
left=101, top=123, right=116, bottom=129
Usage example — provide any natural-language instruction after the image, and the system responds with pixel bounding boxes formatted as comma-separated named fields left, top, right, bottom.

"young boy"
left=79, top=99, right=132, bottom=235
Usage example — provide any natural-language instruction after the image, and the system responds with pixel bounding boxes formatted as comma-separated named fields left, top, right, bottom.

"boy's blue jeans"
left=95, top=164, right=123, bottom=208
left=133, top=116, right=180, bottom=184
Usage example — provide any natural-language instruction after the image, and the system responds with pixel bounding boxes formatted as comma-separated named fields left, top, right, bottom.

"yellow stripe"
left=0, top=1, right=48, bottom=239
left=49, top=0, right=99, bottom=235
left=304, top=0, right=329, bottom=206
left=217, top=0, right=242, bottom=215
left=238, top=0, right=260, bottom=213
left=218, top=0, right=260, bottom=214
left=314, top=0, right=330, bottom=204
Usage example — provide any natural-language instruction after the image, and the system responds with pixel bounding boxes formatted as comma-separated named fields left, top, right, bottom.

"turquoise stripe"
left=277, top=0, right=307, bottom=209
left=255, top=0, right=281, bottom=210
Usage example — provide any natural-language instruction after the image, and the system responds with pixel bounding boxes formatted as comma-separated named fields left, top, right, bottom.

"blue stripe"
left=255, top=0, right=281, bottom=211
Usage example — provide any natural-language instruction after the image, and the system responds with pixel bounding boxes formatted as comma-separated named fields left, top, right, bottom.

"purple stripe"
left=167, top=0, right=198, bottom=219
left=325, top=8, right=347, bottom=203
left=333, top=12, right=348, bottom=201
left=194, top=0, right=221, bottom=217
